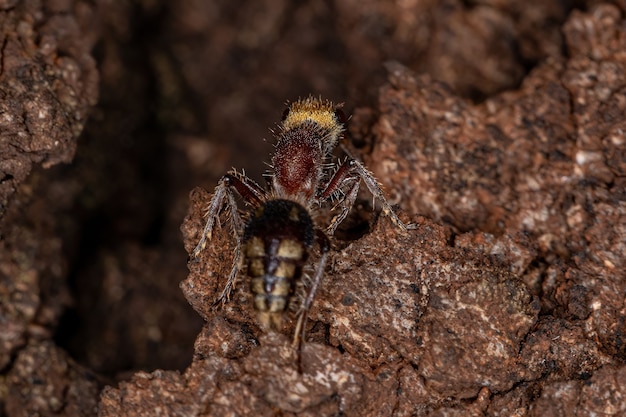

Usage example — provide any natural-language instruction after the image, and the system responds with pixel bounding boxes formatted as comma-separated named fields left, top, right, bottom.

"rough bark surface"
left=0, top=1, right=625, bottom=417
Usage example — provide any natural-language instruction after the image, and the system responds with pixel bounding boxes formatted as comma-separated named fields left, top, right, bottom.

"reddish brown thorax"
left=272, top=125, right=323, bottom=202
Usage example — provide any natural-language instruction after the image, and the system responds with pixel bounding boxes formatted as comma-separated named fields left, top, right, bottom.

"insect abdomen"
left=243, top=199, right=314, bottom=330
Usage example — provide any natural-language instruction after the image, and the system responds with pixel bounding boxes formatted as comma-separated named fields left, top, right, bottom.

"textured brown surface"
left=1, top=1, right=625, bottom=416
left=5, top=341, right=100, bottom=417
left=0, top=2, right=99, bottom=414
left=0, top=0, right=97, bottom=204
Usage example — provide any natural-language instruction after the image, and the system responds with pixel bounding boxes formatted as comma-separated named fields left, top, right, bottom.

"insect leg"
left=212, top=189, right=245, bottom=306
left=192, top=177, right=232, bottom=260
left=321, top=159, right=415, bottom=233
left=349, top=159, right=415, bottom=230
left=225, top=170, right=266, bottom=207
left=192, top=171, right=266, bottom=305
left=319, top=159, right=359, bottom=235
left=192, top=171, right=265, bottom=260
left=327, top=178, right=360, bottom=235
left=293, top=230, right=331, bottom=353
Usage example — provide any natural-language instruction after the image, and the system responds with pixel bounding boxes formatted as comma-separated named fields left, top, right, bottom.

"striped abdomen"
left=243, top=199, right=314, bottom=330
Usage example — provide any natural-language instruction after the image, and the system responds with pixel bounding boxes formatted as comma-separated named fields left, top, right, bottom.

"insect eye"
left=281, top=107, right=290, bottom=121
left=334, top=109, right=347, bottom=125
